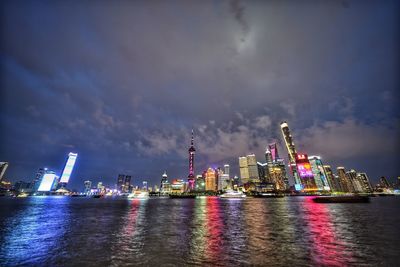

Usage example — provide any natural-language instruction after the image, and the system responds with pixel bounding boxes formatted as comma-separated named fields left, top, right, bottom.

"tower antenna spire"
left=191, top=129, right=194, bottom=146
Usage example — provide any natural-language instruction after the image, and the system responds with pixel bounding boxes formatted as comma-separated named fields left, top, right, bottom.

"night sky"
left=1, top=0, right=399, bottom=190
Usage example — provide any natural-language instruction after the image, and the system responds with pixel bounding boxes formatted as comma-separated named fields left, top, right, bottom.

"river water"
left=0, top=196, right=399, bottom=266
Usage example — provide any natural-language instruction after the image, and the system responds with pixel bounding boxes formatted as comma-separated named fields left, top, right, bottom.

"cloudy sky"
left=1, top=0, right=399, bottom=189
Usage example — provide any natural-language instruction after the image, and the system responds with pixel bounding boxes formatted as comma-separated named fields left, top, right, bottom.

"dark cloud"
left=0, top=0, right=399, bottom=189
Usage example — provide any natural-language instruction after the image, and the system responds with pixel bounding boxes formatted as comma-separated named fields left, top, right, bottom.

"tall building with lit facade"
left=346, top=169, right=363, bottom=192
left=187, top=129, right=196, bottom=191
left=239, top=154, right=259, bottom=184
left=59, top=152, right=78, bottom=187
left=218, top=172, right=230, bottom=191
left=239, top=156, right=250, bottom=184
left=337, top=167, right=354, bottom=193
left=257, top=162, right=268, bottom=182
left=160, top=171, right=168, bottom=190
left=265, top=144, right=289, bottom=190
left=195, top=175, right=205, bottom=191
left=308, top=156, right=331, bottom=191
left=161, top=172, right=171, bottom=194
left=268, top=159, right=287, bottom=191
left=205, top=168, right=217, bottom=191
left=280, top=121, right=301, bottom=187
left=295, top=154, right=317, bottom=190
left=247, top=154, right=259, bottom=182
left=0, top=162, right=9, bottom=183
left=356, top=173, right=372, bottom=193
left=31, top=168, right=46, bottom=192
left=265, top=149, right=273, bottom=166
left=37, top=170, right=58, bottom=192
left=268, top=143, right=279, bottom=161
left=323, top=165, right=341, bottom=192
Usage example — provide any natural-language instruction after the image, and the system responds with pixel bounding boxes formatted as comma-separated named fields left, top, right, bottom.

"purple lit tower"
left=268, top=143, right=279, bottom=161
left=187, top=129, right=196, bottom=191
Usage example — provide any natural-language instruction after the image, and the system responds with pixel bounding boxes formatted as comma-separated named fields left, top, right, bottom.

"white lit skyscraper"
left=38, top=170, right=58, bottom=192
left=59, top=152, right=78, bottom=185
left=280, top=121, right=302, bottom=188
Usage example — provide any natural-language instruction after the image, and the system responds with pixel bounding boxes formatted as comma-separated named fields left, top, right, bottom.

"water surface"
left=0, top=196, right=399, bottom=266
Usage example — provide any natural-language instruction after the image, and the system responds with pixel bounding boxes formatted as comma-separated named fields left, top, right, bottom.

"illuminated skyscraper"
left=346, top=170, right=363, bottom=192
left=0, top=162, right=9, bottom=183
left=337, top=167, right=354, bottom=193
left=280, top=121, right=301, bottom=187
left=309, top=156, right=330, bottom=191
left=161, top=172, right=171, bottom=194
left=187, top=129, right=196, bottom=191
left=265, top=146, right=289, bottom=190
left=356, top=173, right=372, bottom=193
left=268, top=143, right=279, bottom=161
left=239, top=156, right=249, bottom=184
left=195, top=175, right=205, bottom=191
left=265, top=149, right=273, bottom=165
left=269, top=159, right=288, bottom=190
left=323, top=165, right=341, bottom=192
left=295, top=154, right=317, bottom=190
left=205, top=168, right=216, bottom=191
left=160, top=171, right=168, bottom=190
left=257, top=162, right=268, bottom=182
left=247, top=154, right=259, bottom=182
left=38, top=170, right=58, bottom=192
left=239, top=154, right=259, bottom=184
left=218, top=168, right=230, bottom=191
left=31, top=168, right=46, bottom=191
left=59, top=152, right=78, bottom=186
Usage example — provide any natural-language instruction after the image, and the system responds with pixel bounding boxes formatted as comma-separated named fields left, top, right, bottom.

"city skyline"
left=1, top=1, right=399, bottom=189
left=2, top=122, right=398, bottom=191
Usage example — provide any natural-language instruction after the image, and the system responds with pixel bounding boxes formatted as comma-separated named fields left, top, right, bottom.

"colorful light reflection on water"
left=0, top=196, right=399, bottom=266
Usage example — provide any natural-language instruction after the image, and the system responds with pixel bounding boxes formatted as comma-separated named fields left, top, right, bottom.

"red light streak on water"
left=204, top=197, right=223, bottom=263
left=303, top=197, right=354, bottom=266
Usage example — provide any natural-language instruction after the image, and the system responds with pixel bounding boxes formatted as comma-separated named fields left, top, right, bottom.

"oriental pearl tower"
left=187, top=129, right=195, bottom=191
